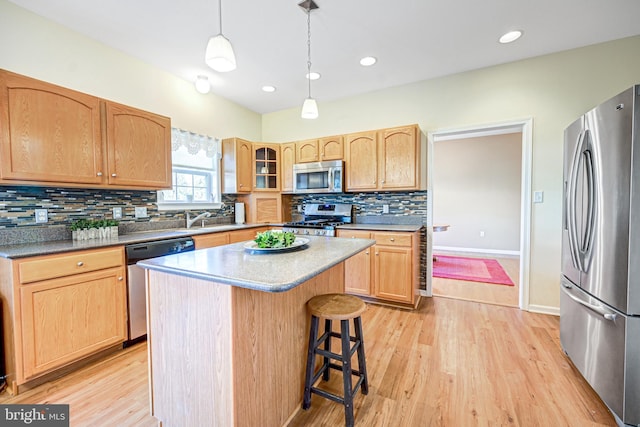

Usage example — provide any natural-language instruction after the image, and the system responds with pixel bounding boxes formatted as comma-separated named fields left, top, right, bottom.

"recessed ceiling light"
left=360, top=56, right=377, bottom=66
left=306, top=72, right=321, bottom=80
left=262, top=85, right=276, bottom=93
left=499, top=30, right=523, bottom=44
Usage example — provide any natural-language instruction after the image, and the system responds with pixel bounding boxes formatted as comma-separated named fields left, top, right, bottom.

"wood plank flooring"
left=0, top=297, right=615, bottom=427
left=432, top=253, right=520, bottom=307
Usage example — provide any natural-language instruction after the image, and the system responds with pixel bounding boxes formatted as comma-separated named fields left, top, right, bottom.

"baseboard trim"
left=433, top=246, right=520, bottom=257
left=527, top=304, right=560, bottom=316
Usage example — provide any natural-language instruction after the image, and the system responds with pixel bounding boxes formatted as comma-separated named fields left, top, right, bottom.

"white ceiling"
left=9, top=0, right=640, bottom=114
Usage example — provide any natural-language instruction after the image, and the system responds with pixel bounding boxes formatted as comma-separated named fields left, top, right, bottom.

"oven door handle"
left=329, top=167, right=335, bottom=192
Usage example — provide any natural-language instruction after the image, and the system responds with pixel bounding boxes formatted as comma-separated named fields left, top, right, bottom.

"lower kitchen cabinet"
left=337, top=229, right=419, bottom=307
left=192, top=227, right=270, bottom=249
left=0, top=246, right=127, bottom=392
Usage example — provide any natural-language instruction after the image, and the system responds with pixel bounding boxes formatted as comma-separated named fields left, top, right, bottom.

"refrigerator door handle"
left=567, top=131, right=584, bottom=271
left=561, top=281, right=618, bottom=322
left=580, top=130, right=596, bottom=272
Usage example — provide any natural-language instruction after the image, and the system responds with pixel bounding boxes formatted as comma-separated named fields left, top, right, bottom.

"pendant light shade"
left=205, top=34, right=236, bottom=72
left=205, top=0, right=236, bottom=72
left=301, top=97, right=319, bottom=119
left=299, top=0, right=319, bottom=119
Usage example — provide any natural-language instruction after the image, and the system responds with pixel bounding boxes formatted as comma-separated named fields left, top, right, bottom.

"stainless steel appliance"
left=293, top=160, right=344, bottom=194
left=561, top=85, right=640, bottom=426
left=282, top=203, right=353, bottom=236
left=124, top=236, right=195, bottom=344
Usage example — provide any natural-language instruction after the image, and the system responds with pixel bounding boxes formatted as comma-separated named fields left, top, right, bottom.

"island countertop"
left=137, top=235, right=374, bottom=293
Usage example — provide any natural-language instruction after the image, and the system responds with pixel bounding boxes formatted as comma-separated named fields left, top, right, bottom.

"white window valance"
left=171, top=128, right=221, bottom=158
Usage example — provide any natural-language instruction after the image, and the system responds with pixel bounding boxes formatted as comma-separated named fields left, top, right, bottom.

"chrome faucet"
left=186, top=211, right=212, bottom=228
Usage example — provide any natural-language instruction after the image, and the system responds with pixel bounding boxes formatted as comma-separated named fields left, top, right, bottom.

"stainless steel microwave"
left=293, top=160, right=344, bottom=194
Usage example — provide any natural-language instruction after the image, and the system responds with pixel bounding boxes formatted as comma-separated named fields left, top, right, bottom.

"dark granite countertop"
left=337, top=223, right=423, bottom=232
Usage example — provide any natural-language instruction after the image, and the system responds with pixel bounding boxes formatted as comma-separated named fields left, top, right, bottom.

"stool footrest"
left=314, top=340, right=360, bottom=361
left=310, top=372, right=366, bottom=404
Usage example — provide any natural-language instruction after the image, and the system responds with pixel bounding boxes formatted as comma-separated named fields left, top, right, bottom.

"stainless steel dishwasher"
left=124, top=236, right=195, bottom=345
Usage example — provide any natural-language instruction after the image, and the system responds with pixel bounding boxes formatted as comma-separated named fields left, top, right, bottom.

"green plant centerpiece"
left=71, top=218, right=119, bottom=240
left=254, top=230, right=296, bottom=248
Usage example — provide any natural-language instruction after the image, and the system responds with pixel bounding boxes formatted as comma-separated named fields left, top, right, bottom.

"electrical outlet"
left=480, top=231, right=485, bottom=237
left=382, top=204, right=390, bottom=214
left=112, top=207, right=123, bottom=219
left=35, top=209, right=48, bottom=223
left=297, top=205, right=303, bottom=213
left=134, top=207, right=148, bottom=218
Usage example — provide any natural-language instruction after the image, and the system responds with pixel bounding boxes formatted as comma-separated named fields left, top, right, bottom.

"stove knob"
left=315, top=230, right=322, bottom=235
left=303, top=230, right=310, bottom=235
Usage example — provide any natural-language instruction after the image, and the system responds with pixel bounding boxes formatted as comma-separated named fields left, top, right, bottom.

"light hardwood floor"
left=432, top=253, right=520, bottom=307
left=0, top=297, right=614, bottom=426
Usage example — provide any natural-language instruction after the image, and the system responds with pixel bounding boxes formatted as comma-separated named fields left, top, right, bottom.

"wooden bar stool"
left=302, top=293, right=369, bottom=427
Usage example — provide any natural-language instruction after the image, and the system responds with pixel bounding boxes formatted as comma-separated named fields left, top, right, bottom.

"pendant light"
left=300, top=0, right=319, bottom=119
left=205, top=0, right=236, bottom=72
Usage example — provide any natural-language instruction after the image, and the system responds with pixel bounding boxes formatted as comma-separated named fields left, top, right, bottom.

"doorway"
left=426, top=119, right=533, bottom=310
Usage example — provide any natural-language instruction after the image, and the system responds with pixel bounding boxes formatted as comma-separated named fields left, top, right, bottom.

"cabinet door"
left=0, top=70, right=104, bottom=184
left=319, top=136, right=344, bottom=161
left=193, top=232, right=230, bottom=249
left=253, top=194, right=282, bottom=223
left=280, top=143, right=295, bottom=193
left=378, top=125, right=418, bottom=190
left=338, top=230, right=373, bottom=296
left=105, top=101, right=172, bottom=189
left=20, top=267, right=126, bottom=380
left=237, top=140, right=253, bottom=192
left=253, top=144, right=280, bottom=191
left=229, top=227, right=268, bottom=243
left=296, top=139, right=319, bottom=163
left=374, top=245, right=413, bottom=303
left=221, top=138, right=252, bottom=193
left=345, top=131, right=377, bottom=191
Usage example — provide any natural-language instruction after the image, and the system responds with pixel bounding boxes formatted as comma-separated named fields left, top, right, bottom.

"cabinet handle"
left=365, top=251, right=369, bottom=255
left=118, top=276, right=123, bottom=281
left=77, top=261, right=84, bottom=267
left=97, top=172, right=103, bottom=176
left=375, top=252, right=379, bottom=256
left=111, top=173, right=117, bottom=177
left=382, top=180, right=385, bottom=184
left=389, top=238, right=395, bottom=242
left=239, top=184, right=244, bottom=187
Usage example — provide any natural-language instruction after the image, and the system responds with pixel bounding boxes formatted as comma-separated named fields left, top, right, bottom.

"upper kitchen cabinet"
left=280, top=142, right=295, bottom=193
left=345, top=130, right=378, bottom=191
left=104, top=101, right=172, bottom=189
left=222, top=137, right=252, bottom=194
left=345, top=124, right=426, bottom=192
left=253, top=143, right=280, bottom=191
left=0, top=70, right=173, bottom=190
left=295, top=139, right=319, bottom=163
left=378, top=125, right=422, bottom=190
left=319, top=136, right=344, bottom=161
left=0, top=70, right=104, bottom=185
left=295, top=136, right=343, bottom=163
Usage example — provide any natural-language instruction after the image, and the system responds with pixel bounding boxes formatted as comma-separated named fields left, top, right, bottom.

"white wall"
left=0, top=0, right=261, bottom=141
left=433, top=133, right=522, bottom=253
left=262, top=35, right=640, bottom=311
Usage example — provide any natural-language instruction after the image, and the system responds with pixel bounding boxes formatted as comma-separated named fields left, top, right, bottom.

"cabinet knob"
left=111, top=173, right=117, bottom=177
left=77, top=261, right=84, bottom=267
left=118, top=276, right=123, bottom=281
left=382, top=180, right=385, bottom=184
left=97, top=172, right=103, bottom=176
left=375, top=252, right=379, bottom=256
left=390, top=238, right=395, bottom=242
left=239, top=184, right=244, bottom=187
left=365, top=251, right=369, bottom=255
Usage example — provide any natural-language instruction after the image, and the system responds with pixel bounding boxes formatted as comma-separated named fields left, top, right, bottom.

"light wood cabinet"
left=0, top=246, right=127, bottom=390
left=238, top=193, right=286, bottom=223
left=253, top=143, right=280, bottom=191
left=295, top=139, right=319, bottom=163
left=222, top=138, right=253, bottom=194
left=319, top=136, right=344, bottom=161
left=0, top=70, right=104, bottom=185
left=0, top=69, right=172, bottom=190
left=193, top=232, right=230, bottom=249
left=337, top=229, right=419, bottom=307
left=295, top=136, right=343, bottom=163
left=280, top=143, right=295, bottom=193
left=344, top=124, right=424, bottom=192
left=344, top=131, right=378, bottom=191
left=104, top=101, right=171, bottom=189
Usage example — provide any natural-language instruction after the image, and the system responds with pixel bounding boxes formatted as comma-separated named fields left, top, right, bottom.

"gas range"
left=282, top=203, right=353, bottom=237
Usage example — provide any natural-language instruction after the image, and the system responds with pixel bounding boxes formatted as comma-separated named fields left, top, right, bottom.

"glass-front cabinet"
left=253, top=143, right=280, bottom=191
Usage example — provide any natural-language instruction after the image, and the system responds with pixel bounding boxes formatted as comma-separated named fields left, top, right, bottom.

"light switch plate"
left=35, top=209, right=48, bottom=223
left=134, top=207, right=148, bottom=218
left=533, top=191, right=544, bottom=203
left=112, top=207, right=123, bottom=219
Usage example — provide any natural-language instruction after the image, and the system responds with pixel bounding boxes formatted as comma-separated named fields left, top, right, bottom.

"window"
left=157, top=128, right=222, bottom=210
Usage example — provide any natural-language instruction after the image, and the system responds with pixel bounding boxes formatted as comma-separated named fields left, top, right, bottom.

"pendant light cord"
left=218, top=0, right=223, bottom=34
left=306, top=6, right=312, bottom=98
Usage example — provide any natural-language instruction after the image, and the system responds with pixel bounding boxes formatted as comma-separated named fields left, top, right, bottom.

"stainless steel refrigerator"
left=561, top=85, right=640, bottom=426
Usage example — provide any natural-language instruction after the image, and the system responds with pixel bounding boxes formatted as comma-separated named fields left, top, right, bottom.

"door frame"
left=425, top=118, right=533, bottom=310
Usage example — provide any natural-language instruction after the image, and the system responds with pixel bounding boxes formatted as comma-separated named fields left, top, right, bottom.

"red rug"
left=433, top=255, right=514, bottom=286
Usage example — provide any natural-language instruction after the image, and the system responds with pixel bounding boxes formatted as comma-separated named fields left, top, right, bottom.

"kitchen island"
left=137, top=235, right=374, bottom=427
